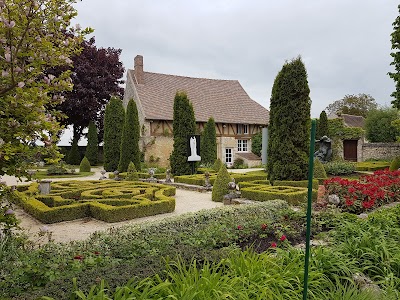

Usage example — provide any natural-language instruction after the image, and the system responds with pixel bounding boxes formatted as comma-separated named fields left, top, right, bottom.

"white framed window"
left=237, top=124, right=248, bottom=135
left=225, top=148, right=233, bottom=165
left=237, top=139, right=248, bottom=152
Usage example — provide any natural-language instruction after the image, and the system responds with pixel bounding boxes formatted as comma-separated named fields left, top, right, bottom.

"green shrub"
left=126, top=162, right=139, bottom=181
left=273, top=179, right=319, bottom=190
left=241, top=185, right=317, bottom=204
left=232, top=158, right=246, bottom=169
left=46, top=162, right=71, bottom=175
left=313, top=159, right=327, bottom=182
left=79, top=156, right=91, bottom=172
left=211, top=164, right=231, bottom=202
left=213, top=158, right=223, bottom=172
left=356, top=161, right=391, bottom=171
left=324, top=161, right=355, bottom=175
left=389, top=156, right=400, bottom=171
left=200, top=117, right=217, bottom=165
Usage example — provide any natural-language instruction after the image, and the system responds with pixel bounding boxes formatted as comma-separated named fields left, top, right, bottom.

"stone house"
left=123, top=55, right=269, bottom=167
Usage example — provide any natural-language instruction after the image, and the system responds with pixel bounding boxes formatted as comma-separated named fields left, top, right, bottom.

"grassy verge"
left=32, top=171, right=94, bottom=179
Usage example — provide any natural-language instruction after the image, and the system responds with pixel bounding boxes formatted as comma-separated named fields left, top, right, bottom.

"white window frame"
left=237, top=139, right=248, bottom=152
left=225, top=148, right=233, bottom=165
left=237, top=124, right=249, bottom=135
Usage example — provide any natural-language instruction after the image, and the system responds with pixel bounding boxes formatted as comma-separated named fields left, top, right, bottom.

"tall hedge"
left=67, top=139, right=81, bottom=165
left=267, top=57, right=311, bottom=181
left=103, top=96, right=125, bottom=172
left=170, top=92, right=196, bottom=175
left=200, top=117, right=217, bottom=165
left=85, top=121, right=98, bottom=165
left=316, top=110, right=328, bottom=140
left=118, top=99, right=141, bottom=172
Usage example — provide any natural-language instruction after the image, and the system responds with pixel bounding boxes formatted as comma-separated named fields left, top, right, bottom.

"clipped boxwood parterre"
left=12, top=181, right=175, bottom=223
left=174, top=173, right=267, bottom=186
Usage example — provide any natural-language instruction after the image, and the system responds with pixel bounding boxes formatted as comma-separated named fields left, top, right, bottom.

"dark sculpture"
left=314, top=135, right=332, bottom=163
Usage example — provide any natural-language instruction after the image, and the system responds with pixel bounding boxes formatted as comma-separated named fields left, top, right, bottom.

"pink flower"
left=270, top=242, right=277, bottom=248
left=5, top=209, right=14, bottom=215
left=280, top=235, right=286, bottom=242
left=237, top=225, right=243, bottom=230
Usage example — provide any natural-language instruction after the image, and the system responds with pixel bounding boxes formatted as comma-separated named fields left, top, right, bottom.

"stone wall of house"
left=123, top=71, right=146, bottom=126
left=361, top=143, right=400, bottom=161
left=141, top=136, right=174, bottom=167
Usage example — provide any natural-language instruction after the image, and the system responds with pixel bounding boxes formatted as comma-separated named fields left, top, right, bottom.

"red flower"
left=270, top=242, right=277, bottom=248
left=237, top=225, right=243, bottom=230
left=74, top=255, right=83, bottom=260
left=94, top=251, right=100, bottom=255
left=280, top=235, right=286, bottom=242
left=261, top=224, right=267, bottom=231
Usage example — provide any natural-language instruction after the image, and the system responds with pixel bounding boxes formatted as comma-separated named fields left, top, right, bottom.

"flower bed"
left=324, top=169, right=400, bottom=213
left=12, top=181, right=176, bottom=223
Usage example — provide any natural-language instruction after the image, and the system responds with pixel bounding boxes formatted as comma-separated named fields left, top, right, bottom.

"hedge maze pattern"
left=14, top=181, right=176, bottom=223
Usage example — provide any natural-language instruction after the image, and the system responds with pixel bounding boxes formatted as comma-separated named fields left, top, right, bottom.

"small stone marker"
left=113, top=170, right=121, bottom=181
left=204, top=172, right=212, bottom=190
left=39, top=180, right=52, bottom=195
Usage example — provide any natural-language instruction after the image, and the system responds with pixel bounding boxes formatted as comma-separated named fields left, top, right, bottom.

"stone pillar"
left=39, top=180, right=52, bottom=195
left=261, top=127, right=268, bottom=165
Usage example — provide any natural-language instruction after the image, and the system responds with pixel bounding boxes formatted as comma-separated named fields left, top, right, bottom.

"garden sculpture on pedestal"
left=314, top=136, right=332, bottom=163
left=204, top=172, right=212, bottom=190
left=165, top=169, right=172, bottom=183
left=99, top=170, right=107, bottom=180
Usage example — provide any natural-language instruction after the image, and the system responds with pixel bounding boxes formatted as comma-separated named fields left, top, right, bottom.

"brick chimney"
left=134, top=55, right=144, bottom=84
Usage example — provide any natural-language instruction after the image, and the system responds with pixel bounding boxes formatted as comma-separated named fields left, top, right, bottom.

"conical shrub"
left=79, top=156, right=91, bottom=172
left=389, top=156, right=400, bottom=171
left=212, top=164, right=231, bottom=202
left=126, top=161, right=139, bottom=181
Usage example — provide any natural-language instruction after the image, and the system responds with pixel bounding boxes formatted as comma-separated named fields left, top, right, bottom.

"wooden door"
left=343, top=140, right=358, bottom=161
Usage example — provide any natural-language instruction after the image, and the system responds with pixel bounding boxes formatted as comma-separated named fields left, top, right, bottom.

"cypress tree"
left=389, top=4, right=400, bottom=109
left=67, top=139, right=81, bottom=165
left=211, top=164, right=231, bottom=202
left=170, top=91, right=196, bottom=175
left=118, top=99, right=141, bottom=172
left=316, top=110, right=329, bottom=139
left=85, top=121, right=98, bottom=165
left=200, top=117, right=217, bottom=165
left=267, top=57, right=311, bottom=182
left=103, top=96, right=125, bottom=172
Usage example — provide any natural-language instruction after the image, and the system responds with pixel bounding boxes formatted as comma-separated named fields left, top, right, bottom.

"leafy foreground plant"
left=43, top=248, right=392, bottom=300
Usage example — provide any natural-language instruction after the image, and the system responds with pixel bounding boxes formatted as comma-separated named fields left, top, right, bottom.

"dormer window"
left=237, top=124, right=248, bottom=135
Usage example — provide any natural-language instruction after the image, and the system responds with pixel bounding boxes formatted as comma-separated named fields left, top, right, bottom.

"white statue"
left=188, top=136, right=201, bottom=162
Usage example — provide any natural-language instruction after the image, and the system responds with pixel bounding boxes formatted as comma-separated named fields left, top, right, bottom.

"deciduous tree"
left=365, top=108, right=399, bottom=142
left=170, top=92, right=196, bottom=175
left=324, top=94, right=377, bottom=118
left=118, top=99, right=141, bottom=172
left=0, top=0, right=90, bottom=176
left=267, top=57, right=311, bottom=181
left=389, top=4, right=400, bottom=110
left=103, top=96, right=124, bottom=172
left=57, top=37, right=124, bottom=141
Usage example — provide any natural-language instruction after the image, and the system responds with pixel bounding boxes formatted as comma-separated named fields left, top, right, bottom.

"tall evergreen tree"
left=85, top=121, right=98, bottom=165
left=118, top=99, right=141, bottom=172
left=389, top=4, right=400, bottom=109
left=200, top=117, right=217, bottom=165
left=316, top=110, right=329, bottom=139
left=67, top=139, right=81, bottom=165
left=267, top=57, right=311, bottom=181
left=103, top=96, right=125, bottom=171
left=170, top=92, right=196, bottom=175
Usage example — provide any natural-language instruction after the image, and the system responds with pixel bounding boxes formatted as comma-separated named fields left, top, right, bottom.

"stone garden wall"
left=361, top=143, right=400, bottom=161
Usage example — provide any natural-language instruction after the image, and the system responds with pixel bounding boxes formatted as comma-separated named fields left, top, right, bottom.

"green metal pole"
left=303, top=119, right=316, bottom=300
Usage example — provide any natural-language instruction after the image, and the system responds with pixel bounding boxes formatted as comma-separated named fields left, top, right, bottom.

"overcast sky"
left=61, top=0, right=398, bottom=144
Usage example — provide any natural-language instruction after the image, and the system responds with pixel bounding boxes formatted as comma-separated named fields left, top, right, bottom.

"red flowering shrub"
left=324, top=169, right=400, bottom=214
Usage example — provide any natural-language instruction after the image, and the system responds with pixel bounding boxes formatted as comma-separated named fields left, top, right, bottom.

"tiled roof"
left=129, top=70, right=269, bottom=125
left=236, top=152, right=261, bottom=161
left=341, top=114, right=365, bottom=128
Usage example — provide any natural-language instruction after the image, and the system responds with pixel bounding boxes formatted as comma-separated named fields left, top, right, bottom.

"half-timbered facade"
left=123, top=55, right=269, bottom=167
